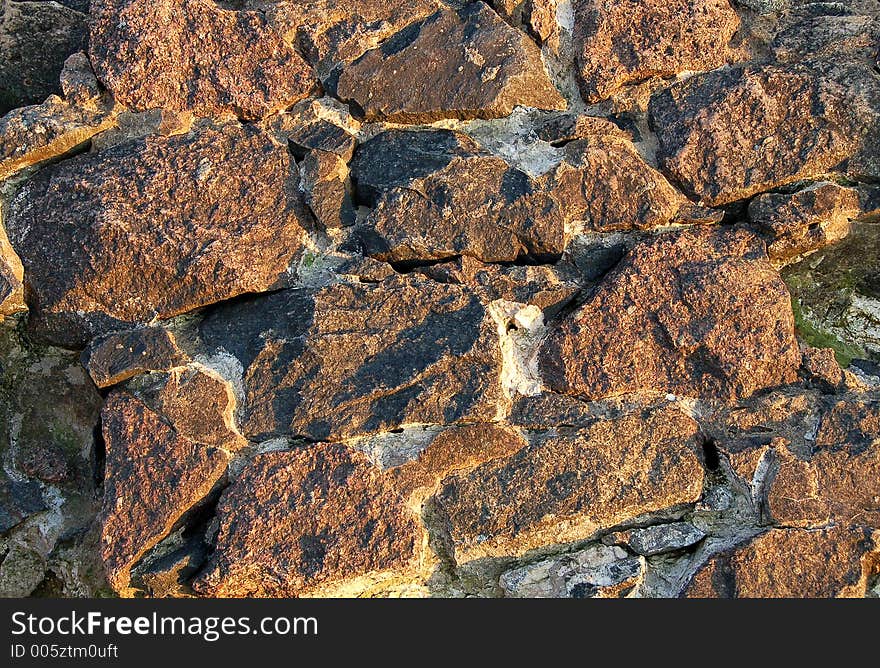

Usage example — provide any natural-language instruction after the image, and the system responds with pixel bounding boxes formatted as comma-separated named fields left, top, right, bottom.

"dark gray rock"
left=0, top=473, right=45, bottom=533
left=500, top=544, right=643, bottom=598
left=627, top=522, right=707, bottom=556
left=0, top=0, right=87, bottom=115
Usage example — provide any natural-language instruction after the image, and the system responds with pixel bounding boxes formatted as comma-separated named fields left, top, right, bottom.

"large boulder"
left=194, top=443, right=424, bottom=597
left=649, top=65, right=862, bottom=206
left=354, top=130, right=564, bottom=263
left=336, top=4, right=565, bottom=122
left=539, top=227, right=801, bottom=403
left=5, top=122, right=313, bottom=348
left=89, top=0, right=316, bottom=120
left=430, top=405, right=706, bottom=563
left=200, top=275, right=502, bottom=442
left=542, top=134, right=719, bottom=232
left=573, top=0, right=741, bottom=103
left=685, top=526, right=880, bottom=598
left=100, top=366, right=246, bottom=595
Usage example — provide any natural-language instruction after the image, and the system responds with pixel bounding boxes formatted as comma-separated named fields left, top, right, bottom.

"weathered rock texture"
left=0, top=0, right=88, bottom=114
left=5, top=122, right=312, bottom=347
left=0, top=95, right=117, bottom=182
left=0, top=330, right=107, bottom=596
left=748, top=182, right=861, bottom=263
left=200, top=275, right=501, bottom=441
left=82, top=327, right=187, bottom=388
left=100, top=366, right=245, bottom=594
left=649, top=65, right=866, bottom=205
left=542, top=135, right=719, bottom=231
left=354, top=130, right=564, bottom=262
left=195, top=444, right=424, bottom=597
left=336, top=4, right=565, bottom=122
left=89, top=0, right=316, bottom=120
left=244, top=0, right=442, bottom=77
left=574, top=0, right=741, bottom=103
left=685, top=527, right=880, bottom=598
left=431, top=405, right=705, bottom=563
left=352, top=127, right=717, bottom=263
left=539, top=227, right=801, bottom=403
left=500, top=544, right=643, bottom=598
left=2, top=0, right=879, bottom=601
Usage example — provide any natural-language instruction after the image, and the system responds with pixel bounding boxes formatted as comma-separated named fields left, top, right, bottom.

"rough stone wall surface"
left=1, top=0, right=879, bottom=599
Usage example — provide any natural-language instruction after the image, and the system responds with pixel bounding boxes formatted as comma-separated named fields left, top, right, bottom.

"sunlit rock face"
left=1, top=0, right=879, bottom=599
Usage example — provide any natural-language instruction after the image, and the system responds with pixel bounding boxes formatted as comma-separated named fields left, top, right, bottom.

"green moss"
left=791, top=296, right=864, bottom=367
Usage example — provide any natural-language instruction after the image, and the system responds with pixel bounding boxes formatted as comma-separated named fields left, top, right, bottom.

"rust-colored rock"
left=649, top=65, right=861, bottom=206
left=100, top=388, right=235, bottom=595
left=274, top=98, right=359, bottom=162
left=685, top=526, right=880, bottom=598
left=357, top=130, right=564, bottom=263
left=0, top=95, right=117, bottom=182
left=194, top=443, right=423, bottom=597
left=573, top=0, right=741, bottom=103
left=145, top=365, right=248, bottom=450
left=709, top=390, right=880, bottom=530
left=0, top=222, right=24, bottom=318
left=350, top=129, right=478, bottom=207
left=246, top=0, right=442, bottom=76
left=336, top=4, right=565, bottom=123
left=748, top=182, right=860, bottom=263
left=353, top=125, right=714, bottom=263
left=430, top=405, right=705, bottom=563
left=413, top=256, right=580, bottom=318
left=490, top=0, right=559, bottom=46
left=772, top=8, right=880, bottom=68
left=89, top=0, right=316, bottom=120
left=768, top=439, right=880, bottom=529
left=799, top=346, right=845, bottom=391
left=390, top=424, right=529, bottom=504
left=712, top=390, right=821, bottom=464
left=816, top=397, right=880, bottom=449
left=5, top=122, right=312, bottom=348
left=200, top=275, right=501, bottom=442
left=265, top=98, right=359, bottom=229
left=299, top=150, right=356, bottom=229
left=539, top=227, right=801, bottom=403
left=542, top=135, right=719, bottom=232
left=3, top=0, right=879, bottom=602
left=82, top=327, right=187, bottom=389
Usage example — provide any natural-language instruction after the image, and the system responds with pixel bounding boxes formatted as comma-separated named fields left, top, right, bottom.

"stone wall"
left=1, top=0, right=879, bottom=598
